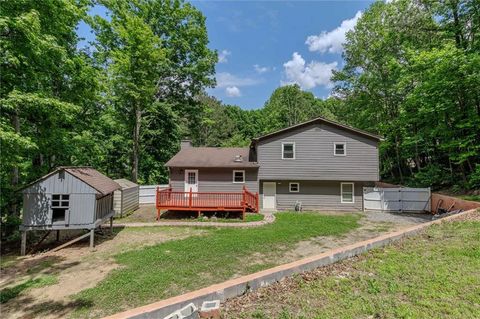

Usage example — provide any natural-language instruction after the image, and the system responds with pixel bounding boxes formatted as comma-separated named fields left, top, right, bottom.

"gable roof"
left=252, top=117, right=383, bottom=143
left=22, top=166, right=120, bottom=196
left=165, top=147, right=258, bottom=168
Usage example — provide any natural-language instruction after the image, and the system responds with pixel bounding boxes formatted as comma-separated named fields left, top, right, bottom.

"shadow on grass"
left=1, top=293, right=94, bottom=318
left=0, top=275, right=57, bottom=303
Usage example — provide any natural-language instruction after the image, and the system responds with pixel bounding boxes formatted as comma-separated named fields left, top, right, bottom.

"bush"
left=411, top=164, right=451, bottom=189
left=468, top=164, right=480, bottom=190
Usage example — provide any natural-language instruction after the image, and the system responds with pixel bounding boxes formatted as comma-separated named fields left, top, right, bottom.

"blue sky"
left=77, top=1, right=375, bottom=109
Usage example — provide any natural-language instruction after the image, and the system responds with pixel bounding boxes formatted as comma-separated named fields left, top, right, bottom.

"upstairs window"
left=334, top=142, right=346, bottom=156
left=282, top=142, right=295, bottom=159
left=341, top=183, right=354, bottom=203
left=233, top=170, right=245, bottom=183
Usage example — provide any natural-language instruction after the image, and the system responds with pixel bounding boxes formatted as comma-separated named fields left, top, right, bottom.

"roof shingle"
left=166, top=147, right=258, bottom=168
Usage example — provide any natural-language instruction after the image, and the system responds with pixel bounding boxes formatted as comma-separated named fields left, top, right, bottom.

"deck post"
left=89, top=229, right=95, bottom=250
left=56, top=230, right=60, bottom=241
left=109, top=216, right=113, bottom=234
left=189, top=188, right=193, bottom=208
left=156, top=208, right=161, bottom=221
left=242, top=187, right=246, bottom=220
left=20, top=230, right=27, bottom=256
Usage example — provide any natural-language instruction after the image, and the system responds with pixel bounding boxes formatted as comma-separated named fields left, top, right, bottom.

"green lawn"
left=73, top=212, right=360, bottom=318
left=226, top=218, right=480, bottom=319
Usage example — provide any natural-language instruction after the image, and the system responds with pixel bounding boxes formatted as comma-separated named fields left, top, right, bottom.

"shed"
left=113, top=179, right=139, bottom=217
left=20, top=166, right=120, bottom=255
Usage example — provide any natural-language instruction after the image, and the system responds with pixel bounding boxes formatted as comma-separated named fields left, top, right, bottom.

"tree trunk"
left=132, top=107, right=141, bottom=183
left=395, top=136, right=404, bottom=184
left=10, top=111, right=20, bottom=217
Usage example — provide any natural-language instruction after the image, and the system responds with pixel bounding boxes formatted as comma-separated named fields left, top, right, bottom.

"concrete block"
left=199, top=300, right=220, bottom=319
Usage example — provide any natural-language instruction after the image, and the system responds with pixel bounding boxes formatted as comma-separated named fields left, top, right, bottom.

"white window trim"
left=334, top=142, right=347, bottom=156
left=341, top=182, right=355, bottom=203
left=282, top=142, right=296, bottom=160
left=232, top=170, right=245, bottom=184
left=289, top=182, right=300, bottom=193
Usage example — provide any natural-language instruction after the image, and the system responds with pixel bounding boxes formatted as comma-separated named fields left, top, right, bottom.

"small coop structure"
left=20, top=166, right=120, bottom=255
left=113, top=179, right=139, bottom=217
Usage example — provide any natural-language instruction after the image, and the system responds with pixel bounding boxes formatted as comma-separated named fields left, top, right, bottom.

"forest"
left=1, top=0, right=479, bottom=238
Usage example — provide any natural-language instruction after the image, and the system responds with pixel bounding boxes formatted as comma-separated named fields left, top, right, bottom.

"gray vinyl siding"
left=260, top=180, right=370, bottom=211
left=113, top=186, right=139, bottom=216
left=257, top=123, right=379, bottom=181
left=169, top=168, right=259, bottom=193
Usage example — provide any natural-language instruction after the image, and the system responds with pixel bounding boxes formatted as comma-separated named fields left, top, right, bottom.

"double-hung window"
left=233, top=170, right=245, bottom=183
left=334, top=142, right=346, bottom=156
left=341, top=183, right=354, bottom=203
left=282, top=142, right=295, bottom=159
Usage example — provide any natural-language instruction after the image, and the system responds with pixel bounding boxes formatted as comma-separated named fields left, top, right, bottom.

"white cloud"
left=306, top=11, right=362, bottom=54
left=253, top=64, right=269, bottom=74
left=225, top=86, right=241, bottom=97
left=216, top=72, right=261, bottom=88
left=218, top=49, right=231, bottom=63
left=282, top=52, right=337, bottom=89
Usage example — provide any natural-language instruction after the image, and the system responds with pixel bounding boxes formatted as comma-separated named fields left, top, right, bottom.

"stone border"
left=112, top=212, right=275, bottom=228
left=103, top=209, right=478, bottom=319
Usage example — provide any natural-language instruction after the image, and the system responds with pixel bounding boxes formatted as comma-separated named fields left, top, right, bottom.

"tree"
left=332, top=0, right=480, bottom=189
left=0, top=0, right=97, bottom=224
left=93, top=0, right=217, bottom=183
left=262, top=84, right=335, bottom=133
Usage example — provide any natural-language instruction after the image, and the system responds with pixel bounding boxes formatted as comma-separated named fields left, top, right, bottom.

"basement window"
left=289, top=182, right=300, bottom=193
left=341, top=183, right=354, bottom=203
left=51, top=194, right=69, bottom=223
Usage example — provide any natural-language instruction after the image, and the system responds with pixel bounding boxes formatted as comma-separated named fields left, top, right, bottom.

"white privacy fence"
left=139, top=185, right=169, bottom=204
left=363, top=187, right=431, bottom=213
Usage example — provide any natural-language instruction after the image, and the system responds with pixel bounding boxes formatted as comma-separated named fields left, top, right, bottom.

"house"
left=158, top=117, right=381, bottom=217
left=20, top=166, right=120, bottom=255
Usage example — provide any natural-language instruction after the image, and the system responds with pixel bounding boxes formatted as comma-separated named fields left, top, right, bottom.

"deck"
left=156, top=186, right=259, bottom=220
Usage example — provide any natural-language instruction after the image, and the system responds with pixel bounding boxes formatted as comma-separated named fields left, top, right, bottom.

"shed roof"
left=252, top=116, right=383, bottom=143
left=114, top=178, right=138, bottom=189
left=22, top=166, right=120, bottom=196
left=165, top=147, right=258, bottom=168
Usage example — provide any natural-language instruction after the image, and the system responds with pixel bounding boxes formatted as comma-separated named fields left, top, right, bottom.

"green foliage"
left=467, top=165, right=480, bottom=190
left=333, top=0, right=480, bottom=188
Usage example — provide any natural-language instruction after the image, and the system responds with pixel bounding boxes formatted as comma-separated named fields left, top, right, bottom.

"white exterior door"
left=263, top=182, right=276, bottom=210
left=184, top=170, right=198, bottom=193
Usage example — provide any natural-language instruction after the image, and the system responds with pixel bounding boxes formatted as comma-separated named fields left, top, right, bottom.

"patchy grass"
left=458, top=194, right=480, bottom=202
left=224, top=218, right=480, bottom=319
left=73, top=212, right=360, bottom=317
left=0, top=255, right=20, bottom=270
left=0, top=275, right=58, bottom=303
left=195, top=213, right=264, bottom=223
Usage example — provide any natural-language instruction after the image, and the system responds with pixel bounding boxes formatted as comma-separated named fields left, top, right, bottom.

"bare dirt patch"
left=0, top=226, right=207, bottom=319
left=283, top=211, right=429, bottom=262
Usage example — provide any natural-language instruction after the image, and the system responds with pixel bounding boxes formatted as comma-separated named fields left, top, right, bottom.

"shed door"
left=184, top=170, right=198, bottom=193
left=263, top=182, right=276, bottom=210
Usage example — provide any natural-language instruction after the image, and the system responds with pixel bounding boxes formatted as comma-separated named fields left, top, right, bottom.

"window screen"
left=282, top=143, right=295, bottom=159
left=289, top=183, right=300, bottom=192
left=341, top=183, right=354, bottom=203
left=334, top=143, right=346, bottom=156
left=233, top=170, right=245, bottom=183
